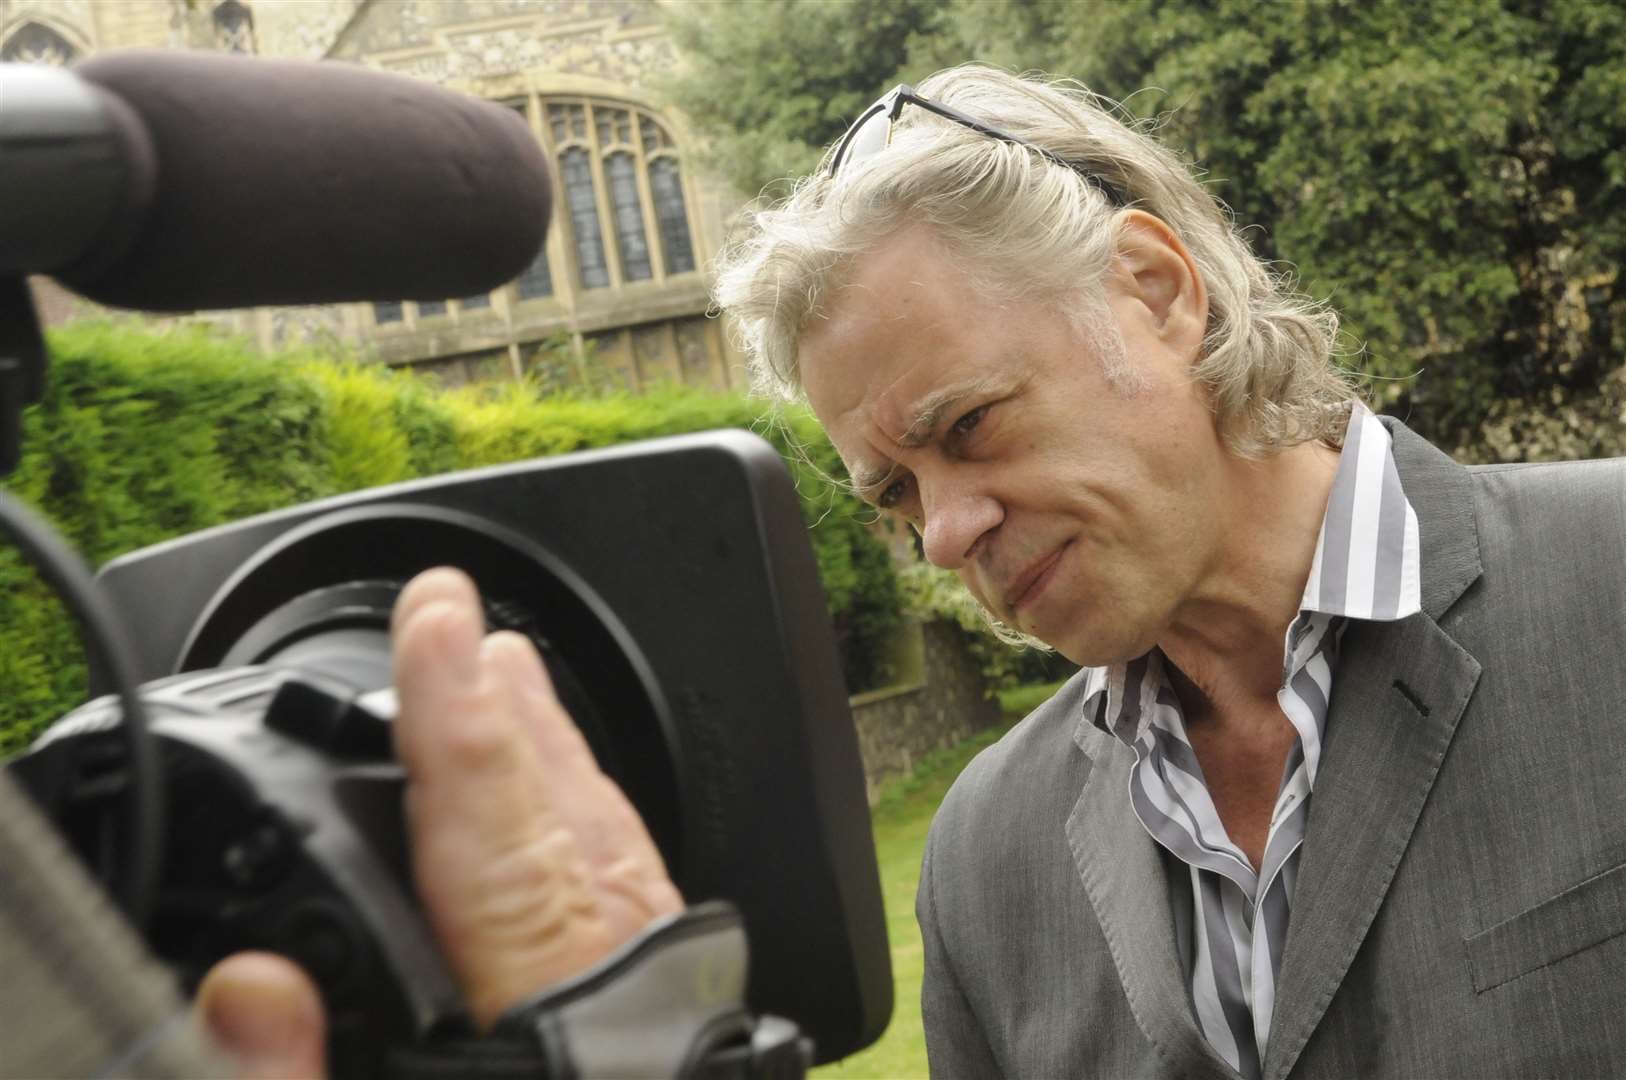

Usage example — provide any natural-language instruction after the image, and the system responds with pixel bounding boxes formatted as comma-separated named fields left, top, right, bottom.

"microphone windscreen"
left=60, top=50, right=552, bottom=312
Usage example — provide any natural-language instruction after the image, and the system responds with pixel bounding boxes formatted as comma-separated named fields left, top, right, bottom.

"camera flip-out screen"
left=90, top=429, right=892, bottom=1063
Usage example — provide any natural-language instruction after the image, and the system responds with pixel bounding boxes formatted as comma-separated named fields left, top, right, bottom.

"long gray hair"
left=713, top=65, right=1359, bottom=456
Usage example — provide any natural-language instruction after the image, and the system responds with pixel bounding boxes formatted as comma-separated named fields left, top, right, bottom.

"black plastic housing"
left=89, top=429, right=892, bottom=1063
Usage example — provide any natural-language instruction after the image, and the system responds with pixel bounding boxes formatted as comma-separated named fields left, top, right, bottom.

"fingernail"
left=197, top=954, right=324, bottom=1073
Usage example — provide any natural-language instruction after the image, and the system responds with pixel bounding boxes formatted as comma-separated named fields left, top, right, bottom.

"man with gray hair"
left=712, top=65, right=1626, bottom=1078
left=206, top=64, right=1625, bottom=1080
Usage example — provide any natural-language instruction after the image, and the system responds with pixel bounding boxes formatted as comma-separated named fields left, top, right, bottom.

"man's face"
left=799, top=225, right=1225, bottom=666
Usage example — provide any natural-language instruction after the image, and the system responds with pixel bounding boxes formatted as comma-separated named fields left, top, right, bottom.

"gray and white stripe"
left=1081, top=404, right=1420, bottom=1078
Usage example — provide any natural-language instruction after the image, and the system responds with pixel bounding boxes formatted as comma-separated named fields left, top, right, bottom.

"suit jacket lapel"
left=1263, top=420, right=1484, bottom=1080
left=1069, top=722, right=1244, bottom=1080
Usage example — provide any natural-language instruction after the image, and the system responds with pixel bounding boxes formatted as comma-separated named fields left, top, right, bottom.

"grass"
left=813, top=679, right=1067, bottom=1079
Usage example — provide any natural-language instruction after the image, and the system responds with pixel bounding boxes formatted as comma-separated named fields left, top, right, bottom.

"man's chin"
left=1036, top=621, right=1155, bottom=671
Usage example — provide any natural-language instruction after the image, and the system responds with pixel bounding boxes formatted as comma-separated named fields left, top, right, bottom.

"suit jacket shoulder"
left=919, top=669, right=1167, bottom=1076
left=1277, top=425, right=1626, bottom=1079
left=930, top=669, right=1098, bottom=846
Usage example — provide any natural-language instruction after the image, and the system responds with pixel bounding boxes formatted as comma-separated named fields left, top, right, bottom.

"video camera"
left=0, top=50, right=890, bottom=1078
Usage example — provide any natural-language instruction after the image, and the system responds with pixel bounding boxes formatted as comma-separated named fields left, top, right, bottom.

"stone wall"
left=849, top=621, right=1003, bottom=806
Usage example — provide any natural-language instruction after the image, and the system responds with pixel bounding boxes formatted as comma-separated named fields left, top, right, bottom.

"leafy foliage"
left=896, top=560, right=1077, bottom=692
left=659, top=0, right=943, bottom=197
left=663, top=0, right=1626, bottom=456
left=0, top=324, right=901, bottom=750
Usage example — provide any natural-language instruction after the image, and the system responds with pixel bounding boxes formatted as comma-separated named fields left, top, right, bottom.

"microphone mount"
left=0, top=278, right=45, bottom=477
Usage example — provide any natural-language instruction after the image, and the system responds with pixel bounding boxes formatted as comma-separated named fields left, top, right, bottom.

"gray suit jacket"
left=918, top=420, right=1626, bottom=1078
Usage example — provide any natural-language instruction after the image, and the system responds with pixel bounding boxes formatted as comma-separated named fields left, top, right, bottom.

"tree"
left=659, top=0, right=944, bottom=198
left=1064, top=0, right=1625, bottom=452
left=665, top=0, right=1626, bottom=456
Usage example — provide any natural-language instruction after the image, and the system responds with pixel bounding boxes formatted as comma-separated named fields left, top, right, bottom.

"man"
left=709, top=66, right=1626, bottom=1078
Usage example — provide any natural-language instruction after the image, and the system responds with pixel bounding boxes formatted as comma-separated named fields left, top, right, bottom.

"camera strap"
left=388, top=901, right=810, bottom=1080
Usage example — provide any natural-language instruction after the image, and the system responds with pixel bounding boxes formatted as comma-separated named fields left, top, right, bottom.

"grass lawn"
left=813, top=680, right=1066, bottom=1079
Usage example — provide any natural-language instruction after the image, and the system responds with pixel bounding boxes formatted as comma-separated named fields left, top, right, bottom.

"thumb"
left=197, top=952, right=327, bottom=1080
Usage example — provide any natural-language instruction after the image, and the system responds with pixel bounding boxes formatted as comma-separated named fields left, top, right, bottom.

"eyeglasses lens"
left=841, top=107, right=892, bottom=170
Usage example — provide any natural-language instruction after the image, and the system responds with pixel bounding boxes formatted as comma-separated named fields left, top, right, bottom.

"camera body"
left=17, top=666, right=447, bottom=1077
left=11, top=430, right=891, bottom=1073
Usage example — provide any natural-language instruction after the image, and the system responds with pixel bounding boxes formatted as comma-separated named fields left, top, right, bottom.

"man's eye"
left=951, top=405, right=989, bottom=438
left=877, top=475, right=910, bottom=510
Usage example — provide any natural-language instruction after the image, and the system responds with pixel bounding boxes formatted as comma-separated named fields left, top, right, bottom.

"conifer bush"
left=0, top=323, right=900, bottom=751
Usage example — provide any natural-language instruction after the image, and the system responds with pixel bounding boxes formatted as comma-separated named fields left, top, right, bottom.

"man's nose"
left=918, top=474, right=1002, bottom=570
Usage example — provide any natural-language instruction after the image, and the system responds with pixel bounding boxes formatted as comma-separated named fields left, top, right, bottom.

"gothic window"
left=642, top=117, right=696, bottom=275
left=606, top=151, right=653, bottom=281
left=373, top=301, right=404, bottom=325
left=0, top=22, right=80, bottom=65
left=460, top=293, right=492, bottom=311
left=529, top=98, right=697, bottom=294
left=516, top=250, right=554, bottom=299
left=213, top=0, right=256, bottom=54
left=416, top=299, right=447, bottom=318
left=649, top=159, right=695, bottom=275
left=560, top=145, right=611, bottom=289
left=507, top=103, right=554, bottom=301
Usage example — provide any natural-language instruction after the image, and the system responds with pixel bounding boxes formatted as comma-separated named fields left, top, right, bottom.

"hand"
left=200, top=567, right=683, bottom=1076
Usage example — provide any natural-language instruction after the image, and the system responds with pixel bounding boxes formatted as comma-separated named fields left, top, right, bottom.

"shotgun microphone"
left=0, top=49, right=552, bottom=311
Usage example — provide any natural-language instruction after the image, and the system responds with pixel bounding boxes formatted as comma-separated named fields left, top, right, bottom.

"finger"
left=389, top=577, right=680, bottom=1026
left=394, top=615, right=540, bottom=837
left=482, top=633, right=682, bottom=933
left=391, top=566, right=480, bottom=637
left=197, top=952, right=326, bottom=1080
left=392, top=610, right=616, bottom=1024
left=391, top=596, right=486, bottom=779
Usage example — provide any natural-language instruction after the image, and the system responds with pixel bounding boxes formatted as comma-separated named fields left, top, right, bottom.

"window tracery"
left=0, top=22, right=80, bottom=66
left=534, top=98, right=697, bottom=293
left=367, top=97, right=698, bottom=328
left=213, top=0, right=256, bottom=54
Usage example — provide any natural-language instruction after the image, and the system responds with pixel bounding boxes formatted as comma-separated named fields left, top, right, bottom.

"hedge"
left=0, top=322, right=903, bottom=753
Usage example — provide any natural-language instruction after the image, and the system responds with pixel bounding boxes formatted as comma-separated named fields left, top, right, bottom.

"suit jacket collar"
left=1069, top=721, right=1246, bottom=1080
left=1262, top=417, right=1485, bottom=1078
left=1383, top=417, right=1482, bottom=620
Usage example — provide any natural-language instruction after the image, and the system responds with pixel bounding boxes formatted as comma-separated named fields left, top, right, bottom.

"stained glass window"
left=516, top=248, right=553, bottom=299
left=461, top=293, right=491, bottom=310
left=596, top=108, right=633, bottom=148
left=417, top=300, right=447, bottom=318
left=607, top=152, right=652, bottom=282
left=374, top=301, right=404, bottom=325
left=561, top=147, right=609, bottom=290
left=525, top=99, right=696, bottom=292
left=640, top=116, right=671, bottom=157
left=548, top=104, right=586, bottom=144
left=648, top=158, right=695, bottom=275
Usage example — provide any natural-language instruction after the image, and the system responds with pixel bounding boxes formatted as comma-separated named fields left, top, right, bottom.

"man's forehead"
left=795, top=227, right=1014, bottom=486
left=801, top=234, right=974, bottom=394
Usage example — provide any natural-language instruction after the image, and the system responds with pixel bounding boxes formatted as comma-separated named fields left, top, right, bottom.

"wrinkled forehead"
left=797, top=226, right=963, bottom=425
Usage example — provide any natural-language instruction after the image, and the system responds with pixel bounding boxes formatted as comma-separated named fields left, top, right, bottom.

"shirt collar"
left=1083, top=403, right=1422, bottom=740
left=1298, top=403, right=1422, bottom=621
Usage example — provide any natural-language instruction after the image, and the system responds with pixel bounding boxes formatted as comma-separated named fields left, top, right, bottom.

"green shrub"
left=896, top=559, right=1079, bottom=693
left=0, top=323, right=900, bottom=749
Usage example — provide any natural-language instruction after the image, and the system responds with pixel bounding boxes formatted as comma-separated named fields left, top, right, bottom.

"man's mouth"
left=1002, top=542, right=1071, bottom=615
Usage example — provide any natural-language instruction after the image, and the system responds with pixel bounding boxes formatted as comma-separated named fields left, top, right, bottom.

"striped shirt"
left=1080, top=404, right=1421, bottom=1078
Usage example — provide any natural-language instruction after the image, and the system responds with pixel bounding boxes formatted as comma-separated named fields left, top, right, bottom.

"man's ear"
left=1109, top=210, right=1208, bottom=353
